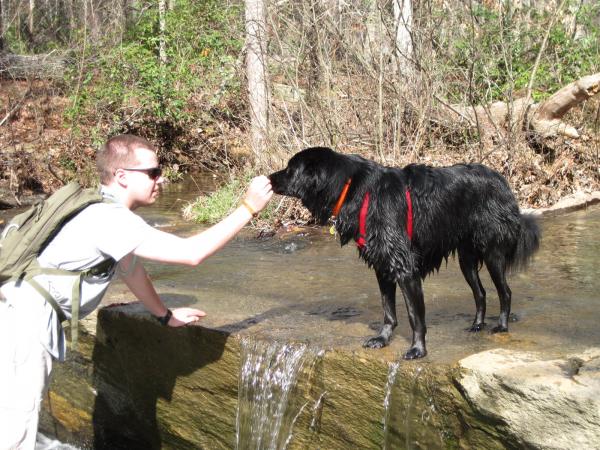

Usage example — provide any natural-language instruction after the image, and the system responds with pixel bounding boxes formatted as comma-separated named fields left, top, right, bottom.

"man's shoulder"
left=85, top=200, right=132, bottom=214
left=73, top=201, right=145, bottom=227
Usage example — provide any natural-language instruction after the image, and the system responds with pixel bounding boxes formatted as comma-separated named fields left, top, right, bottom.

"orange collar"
left=331, top=178, right=352, bottom=219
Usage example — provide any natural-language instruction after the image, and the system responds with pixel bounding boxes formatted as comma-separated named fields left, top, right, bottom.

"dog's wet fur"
left=269, top=147, right=540, bottom=359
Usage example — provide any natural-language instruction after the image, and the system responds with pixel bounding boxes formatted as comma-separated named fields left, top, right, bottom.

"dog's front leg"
left=363, top=270, right=397, bottom=349
left=399, top=276, right=427, bottom=359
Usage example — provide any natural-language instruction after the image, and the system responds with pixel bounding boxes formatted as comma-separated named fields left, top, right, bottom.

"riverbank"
left=2, top=78, right=599, bottom=220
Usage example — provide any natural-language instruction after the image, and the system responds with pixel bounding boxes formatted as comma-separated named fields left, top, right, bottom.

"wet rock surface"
left=41, top=312, right=600, bottom=449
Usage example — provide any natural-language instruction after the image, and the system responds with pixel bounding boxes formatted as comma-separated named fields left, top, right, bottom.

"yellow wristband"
left=242, top=200, right=257, bottom=217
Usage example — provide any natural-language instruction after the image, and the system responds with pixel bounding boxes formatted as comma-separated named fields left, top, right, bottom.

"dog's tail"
left=509, top=213, right=541, bottom=271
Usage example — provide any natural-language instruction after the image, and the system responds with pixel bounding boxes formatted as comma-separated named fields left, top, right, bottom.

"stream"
left=2, top=176, right=597, bottom=449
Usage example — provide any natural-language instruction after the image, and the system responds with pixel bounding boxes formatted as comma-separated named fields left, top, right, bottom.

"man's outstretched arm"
left=132, top=175, right=273, bottom=266
left=119, top=253, right=206, bottom=326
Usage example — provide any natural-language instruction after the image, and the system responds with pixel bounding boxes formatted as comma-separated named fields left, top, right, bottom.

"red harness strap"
left=356, top=192, right=370, bottom=249
left=405, top=189, right=413, bottom=241
left=355, top=189, right=413, bottom=249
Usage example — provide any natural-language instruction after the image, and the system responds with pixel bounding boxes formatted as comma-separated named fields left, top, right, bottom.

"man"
left=0, top=134, right=273, bottom=449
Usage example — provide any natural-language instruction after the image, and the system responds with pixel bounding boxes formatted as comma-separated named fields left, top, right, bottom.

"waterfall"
left=235, top=338, right=318, bottom=450
left=382, top=361, right=400, bottom=450
left=382, top=363, right=429, bottom=450
left=35, top=433, right=80, bottom=449
left=403, top=366, right=423, bottom=449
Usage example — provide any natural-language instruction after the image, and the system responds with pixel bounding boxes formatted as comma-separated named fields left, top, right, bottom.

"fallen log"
left=529, top=73, right=600, bottom=138
left=437, top=72, right=600, bottom=143
left=0, top=52, right=66, bottom=79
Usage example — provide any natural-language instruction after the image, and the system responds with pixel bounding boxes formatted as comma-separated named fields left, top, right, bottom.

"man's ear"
left=113, top=168, right=129, bottom=188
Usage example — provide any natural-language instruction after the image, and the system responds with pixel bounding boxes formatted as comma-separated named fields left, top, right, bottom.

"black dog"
left=269, top=147, right=540, bottom=359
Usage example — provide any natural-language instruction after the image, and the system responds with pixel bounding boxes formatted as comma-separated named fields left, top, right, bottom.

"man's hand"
left=168, top=307, right=206, bottom=326
left=243, top=175, right=273, bottom=214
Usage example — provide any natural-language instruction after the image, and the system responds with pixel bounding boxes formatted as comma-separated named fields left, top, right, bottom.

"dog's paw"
left=363, top=336, right=389, bottom=349
left=403, top=347, right=427, bottom=360
left=466, top=322, right=486, bottom=332
left=491, top=325, right=509, bottom=333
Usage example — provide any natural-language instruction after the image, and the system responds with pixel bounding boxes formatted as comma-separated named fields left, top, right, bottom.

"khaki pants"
left=0, top=296, right=52, bottom=450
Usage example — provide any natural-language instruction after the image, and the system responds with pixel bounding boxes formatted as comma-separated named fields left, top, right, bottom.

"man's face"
left=124, top=147, right=164, bottom=209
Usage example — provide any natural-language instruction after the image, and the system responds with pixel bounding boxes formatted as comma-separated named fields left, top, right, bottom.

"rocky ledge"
left=522, top=191, right=600, bottom=217
left=458, top=348, right=600, bottom=450
left=40, top=307, right=600, bottom=450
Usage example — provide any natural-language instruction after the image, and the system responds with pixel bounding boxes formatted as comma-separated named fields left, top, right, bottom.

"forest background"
left=0, top=0, right=599, bottom=224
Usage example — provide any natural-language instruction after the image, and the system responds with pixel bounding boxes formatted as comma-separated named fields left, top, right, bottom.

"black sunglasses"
left=121, top=167, right=162, bottom=180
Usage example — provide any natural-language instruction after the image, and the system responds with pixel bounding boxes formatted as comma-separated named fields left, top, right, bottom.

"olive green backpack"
left=0, top=182, right=113, bottom=347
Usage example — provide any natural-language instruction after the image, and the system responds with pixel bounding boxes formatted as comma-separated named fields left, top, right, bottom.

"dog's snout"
left=268, top=169, right=286, bottom=194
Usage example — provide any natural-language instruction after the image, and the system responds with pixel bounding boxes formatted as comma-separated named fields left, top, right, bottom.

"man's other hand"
left=168, top=307, right=206, bottom=326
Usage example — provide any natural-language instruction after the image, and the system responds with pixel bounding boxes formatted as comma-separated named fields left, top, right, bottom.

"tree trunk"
left=0, top=53, right=66, bottom=79
left=87, top=0, right=99, bottom=41
left=29, top=0, right=35, bottom=35
left=121, top=0, right=132, bottom=35
left=364, top=0, right=389, bottom=64
left=245, top=0, right=269, bottom=165
left=67, top=0, right=75, bottom=37
left=0, top=0, right=4, bottom=52
left=529, top=72, right=600, bottom=138
left=83, top=0, right=88, bottom=38
left=393, top=0, right=413, bottom=79
left=158, top=0, right=167, bottom=66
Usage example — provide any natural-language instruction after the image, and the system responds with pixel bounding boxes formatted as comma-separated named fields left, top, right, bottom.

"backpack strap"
left=25, top=277, right=69, bottom=323
left=17, top=257, right=116, bottom=350
left=70, top=271, right=84, bottom=350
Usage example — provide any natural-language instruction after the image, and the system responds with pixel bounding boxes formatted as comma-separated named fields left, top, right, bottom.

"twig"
left=0, top=89, right=30, bottom=127
left=432, top=94, right=474, bottom=124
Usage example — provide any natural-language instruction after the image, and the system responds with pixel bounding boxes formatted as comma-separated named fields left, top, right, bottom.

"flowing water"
left=2, top=176, right=598, bottom=448
left=382, top=362, right=400, bottom=450
left=236, top=338, right=321, bottom=450
left=34, top=434, right=79, bottom=450
left=133, top=181, right=600, bottom=363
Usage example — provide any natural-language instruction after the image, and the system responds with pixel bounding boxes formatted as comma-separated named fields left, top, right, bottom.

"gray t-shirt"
left=0, top=187, right=155, bottom=360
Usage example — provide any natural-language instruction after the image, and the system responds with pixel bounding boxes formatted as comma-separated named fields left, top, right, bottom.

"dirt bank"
left=1, top=79, right=599, bottom=215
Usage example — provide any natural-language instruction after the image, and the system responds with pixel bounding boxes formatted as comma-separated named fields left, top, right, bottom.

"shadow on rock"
left=91, top=295, right=230, bottom=449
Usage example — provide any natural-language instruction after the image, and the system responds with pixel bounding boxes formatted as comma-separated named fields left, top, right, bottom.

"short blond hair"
left=96, top=134, right=157, bottom=184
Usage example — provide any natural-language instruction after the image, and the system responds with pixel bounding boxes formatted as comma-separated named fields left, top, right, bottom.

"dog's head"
left=269, top=147, right=357, bottom=224
left=269, top=147, right=338, bottom=196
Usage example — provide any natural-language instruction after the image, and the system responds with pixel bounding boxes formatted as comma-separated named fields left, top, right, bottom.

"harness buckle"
left=328, top=217, right=337, bottom=236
